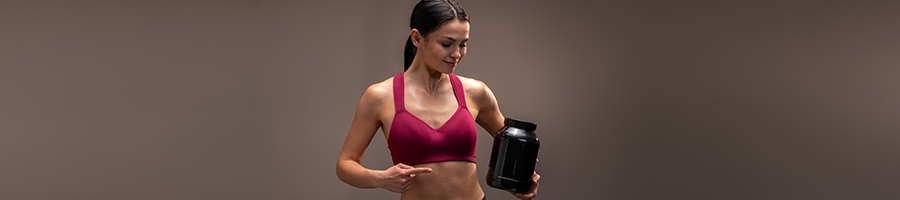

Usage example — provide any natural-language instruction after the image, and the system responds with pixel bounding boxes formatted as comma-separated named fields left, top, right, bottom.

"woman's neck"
left=406, top=63, right=448, bottom=95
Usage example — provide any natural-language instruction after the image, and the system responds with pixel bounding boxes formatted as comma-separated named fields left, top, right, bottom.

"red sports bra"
left=387, top=72, right=478, bottom=166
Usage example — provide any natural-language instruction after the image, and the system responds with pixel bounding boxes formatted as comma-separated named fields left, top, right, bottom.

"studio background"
left=2, top=0, right=898, bottom=199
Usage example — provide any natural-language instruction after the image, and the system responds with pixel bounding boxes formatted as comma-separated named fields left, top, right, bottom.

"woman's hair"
left=404, top=0, right=469, bottom=71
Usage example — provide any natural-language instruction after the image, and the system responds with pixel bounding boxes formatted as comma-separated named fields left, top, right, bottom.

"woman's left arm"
left=470, top=79, right=540, bottom=200
left=471, top=81, right=504, bottom=136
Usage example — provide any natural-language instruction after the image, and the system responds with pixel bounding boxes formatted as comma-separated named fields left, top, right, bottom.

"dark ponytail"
left=404, top=0, right=469, bottom=71
left=404, top=36, right=416, bottom=71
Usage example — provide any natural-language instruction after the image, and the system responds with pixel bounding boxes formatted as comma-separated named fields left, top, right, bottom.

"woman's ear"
left=411, top=29, right=423, bottom=48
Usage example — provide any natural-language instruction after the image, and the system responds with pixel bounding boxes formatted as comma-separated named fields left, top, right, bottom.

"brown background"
left=2, top=0, right=899, bottom=199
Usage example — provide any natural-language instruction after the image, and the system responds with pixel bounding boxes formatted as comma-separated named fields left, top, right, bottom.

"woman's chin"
left=442, top=68, right=455, bottom=74
left=434, top=66, right=455, bottom=74
left=422, top=63, right=456, bottom=74
left=441, top=64, right=457, bottom=74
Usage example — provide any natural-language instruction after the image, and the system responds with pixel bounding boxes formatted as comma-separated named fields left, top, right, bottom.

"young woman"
left=336, top=1, right=540, bottom=199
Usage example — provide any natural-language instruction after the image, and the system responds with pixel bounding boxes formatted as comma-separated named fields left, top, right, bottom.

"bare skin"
left=336, top=19, right=540, bottom=200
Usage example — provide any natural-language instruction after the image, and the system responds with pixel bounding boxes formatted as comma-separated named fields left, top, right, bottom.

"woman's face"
left=416, top=19, right=469, bottom=74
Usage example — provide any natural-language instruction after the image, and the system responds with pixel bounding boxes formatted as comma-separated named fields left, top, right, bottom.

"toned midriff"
left=401, top=161, right=483, bottom=200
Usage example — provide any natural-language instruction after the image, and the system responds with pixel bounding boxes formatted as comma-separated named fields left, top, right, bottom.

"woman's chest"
left=380, top=93, right=478, bottom=136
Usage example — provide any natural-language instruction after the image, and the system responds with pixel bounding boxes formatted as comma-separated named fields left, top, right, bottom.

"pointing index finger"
left=405, top=167, right=433, bottom=175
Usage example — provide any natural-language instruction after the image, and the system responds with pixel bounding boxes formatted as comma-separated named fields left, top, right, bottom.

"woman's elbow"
left=335, top=161, right=349, bottom=183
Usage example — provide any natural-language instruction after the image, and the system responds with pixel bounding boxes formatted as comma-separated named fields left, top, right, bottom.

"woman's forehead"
left=433, top=20, right=469, bottom=40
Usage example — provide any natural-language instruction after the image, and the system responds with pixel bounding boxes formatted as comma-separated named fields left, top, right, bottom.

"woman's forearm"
left=336, top=159, right=382, bottom=188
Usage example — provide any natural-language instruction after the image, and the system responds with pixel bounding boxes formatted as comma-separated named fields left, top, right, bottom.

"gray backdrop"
left=2, top=0, right=898, bottom=199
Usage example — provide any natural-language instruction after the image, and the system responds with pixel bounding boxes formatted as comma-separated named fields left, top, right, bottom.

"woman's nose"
left=450, top=49, right=461, bottom=59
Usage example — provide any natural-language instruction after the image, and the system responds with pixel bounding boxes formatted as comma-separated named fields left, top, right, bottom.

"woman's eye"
left=460, top=44, right=467, bottom=47
left=442, top=44, right=451, bottom=47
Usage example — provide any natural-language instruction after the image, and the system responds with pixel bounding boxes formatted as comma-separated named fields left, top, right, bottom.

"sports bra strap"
left=392, top=73, right=406, bottom=114
left=393, top=72, right=466, bottom=114
left=449, top=74, right=467, bottom=108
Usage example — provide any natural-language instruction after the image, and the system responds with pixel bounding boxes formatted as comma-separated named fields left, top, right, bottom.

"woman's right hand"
left=373, top=163, right=433, bottom=193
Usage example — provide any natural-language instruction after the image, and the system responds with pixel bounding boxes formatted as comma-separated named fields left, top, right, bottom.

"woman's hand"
left=509, top=172, right=540, bottom=200
left=373, top=163, right=433, bottom=193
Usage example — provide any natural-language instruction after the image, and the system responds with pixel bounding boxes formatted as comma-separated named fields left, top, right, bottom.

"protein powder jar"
left=486, top=118, right=540, bottom=193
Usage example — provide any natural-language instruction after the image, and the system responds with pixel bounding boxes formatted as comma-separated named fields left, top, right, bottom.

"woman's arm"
left=336, top=84, right=385, bottom=188
left=336, top=83, right=433, bottom=192
left=468, top=79, right=541, bottom=200
left=470, top=80, right=505, bottom=137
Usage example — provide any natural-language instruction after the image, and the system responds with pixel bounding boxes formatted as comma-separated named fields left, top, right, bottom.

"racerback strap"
left=392, top=73, right=406, bottom=114
left=393, top=72, right=467, bottom=114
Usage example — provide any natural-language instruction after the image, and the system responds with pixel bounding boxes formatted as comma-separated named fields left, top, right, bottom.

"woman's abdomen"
left=401, top=161, right=483, bottom=200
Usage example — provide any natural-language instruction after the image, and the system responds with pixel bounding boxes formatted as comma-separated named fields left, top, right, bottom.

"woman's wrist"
left=367, top=169, right=384, bottom=188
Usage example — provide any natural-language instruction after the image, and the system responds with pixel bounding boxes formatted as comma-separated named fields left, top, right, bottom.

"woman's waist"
left=412, top=161, right=478, bottom=183
left=402, top=161, right=483, bottom=199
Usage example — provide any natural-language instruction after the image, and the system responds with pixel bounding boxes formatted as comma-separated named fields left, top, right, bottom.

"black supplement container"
left=486, top=118, right=540, bottom=193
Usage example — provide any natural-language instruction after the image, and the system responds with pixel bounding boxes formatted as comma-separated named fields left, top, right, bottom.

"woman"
left=336, top=1, right=540, bottom=199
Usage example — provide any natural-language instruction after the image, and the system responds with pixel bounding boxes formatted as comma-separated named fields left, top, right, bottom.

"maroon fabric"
left=388, top=72, right=478, bottom=166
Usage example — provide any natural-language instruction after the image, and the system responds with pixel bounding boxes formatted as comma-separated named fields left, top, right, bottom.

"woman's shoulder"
left=455, top=74, right=492, bottom=100
left=360, top=76, right=395, bottom=105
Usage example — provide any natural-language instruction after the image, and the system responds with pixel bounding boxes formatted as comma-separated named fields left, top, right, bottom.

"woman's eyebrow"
left=441, top=36, right=469, bottom=42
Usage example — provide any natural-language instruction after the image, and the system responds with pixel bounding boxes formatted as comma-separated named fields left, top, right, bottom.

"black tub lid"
left=505, top=118, right=537, bottom=131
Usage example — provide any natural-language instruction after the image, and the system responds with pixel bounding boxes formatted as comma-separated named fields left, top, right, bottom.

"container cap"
left=505, top=118, right=537, bottom=131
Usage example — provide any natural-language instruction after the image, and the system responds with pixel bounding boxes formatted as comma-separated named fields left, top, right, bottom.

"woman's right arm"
left=336, top=84, right=384, bottom=188
left=336, top=83, right=432, bottom=192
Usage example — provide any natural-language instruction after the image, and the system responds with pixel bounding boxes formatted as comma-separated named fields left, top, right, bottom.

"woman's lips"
left=445, top=61, right=457, bottom=67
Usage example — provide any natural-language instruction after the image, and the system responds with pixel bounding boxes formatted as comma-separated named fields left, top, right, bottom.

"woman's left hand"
left=509, top=172, right=540, bottom=200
